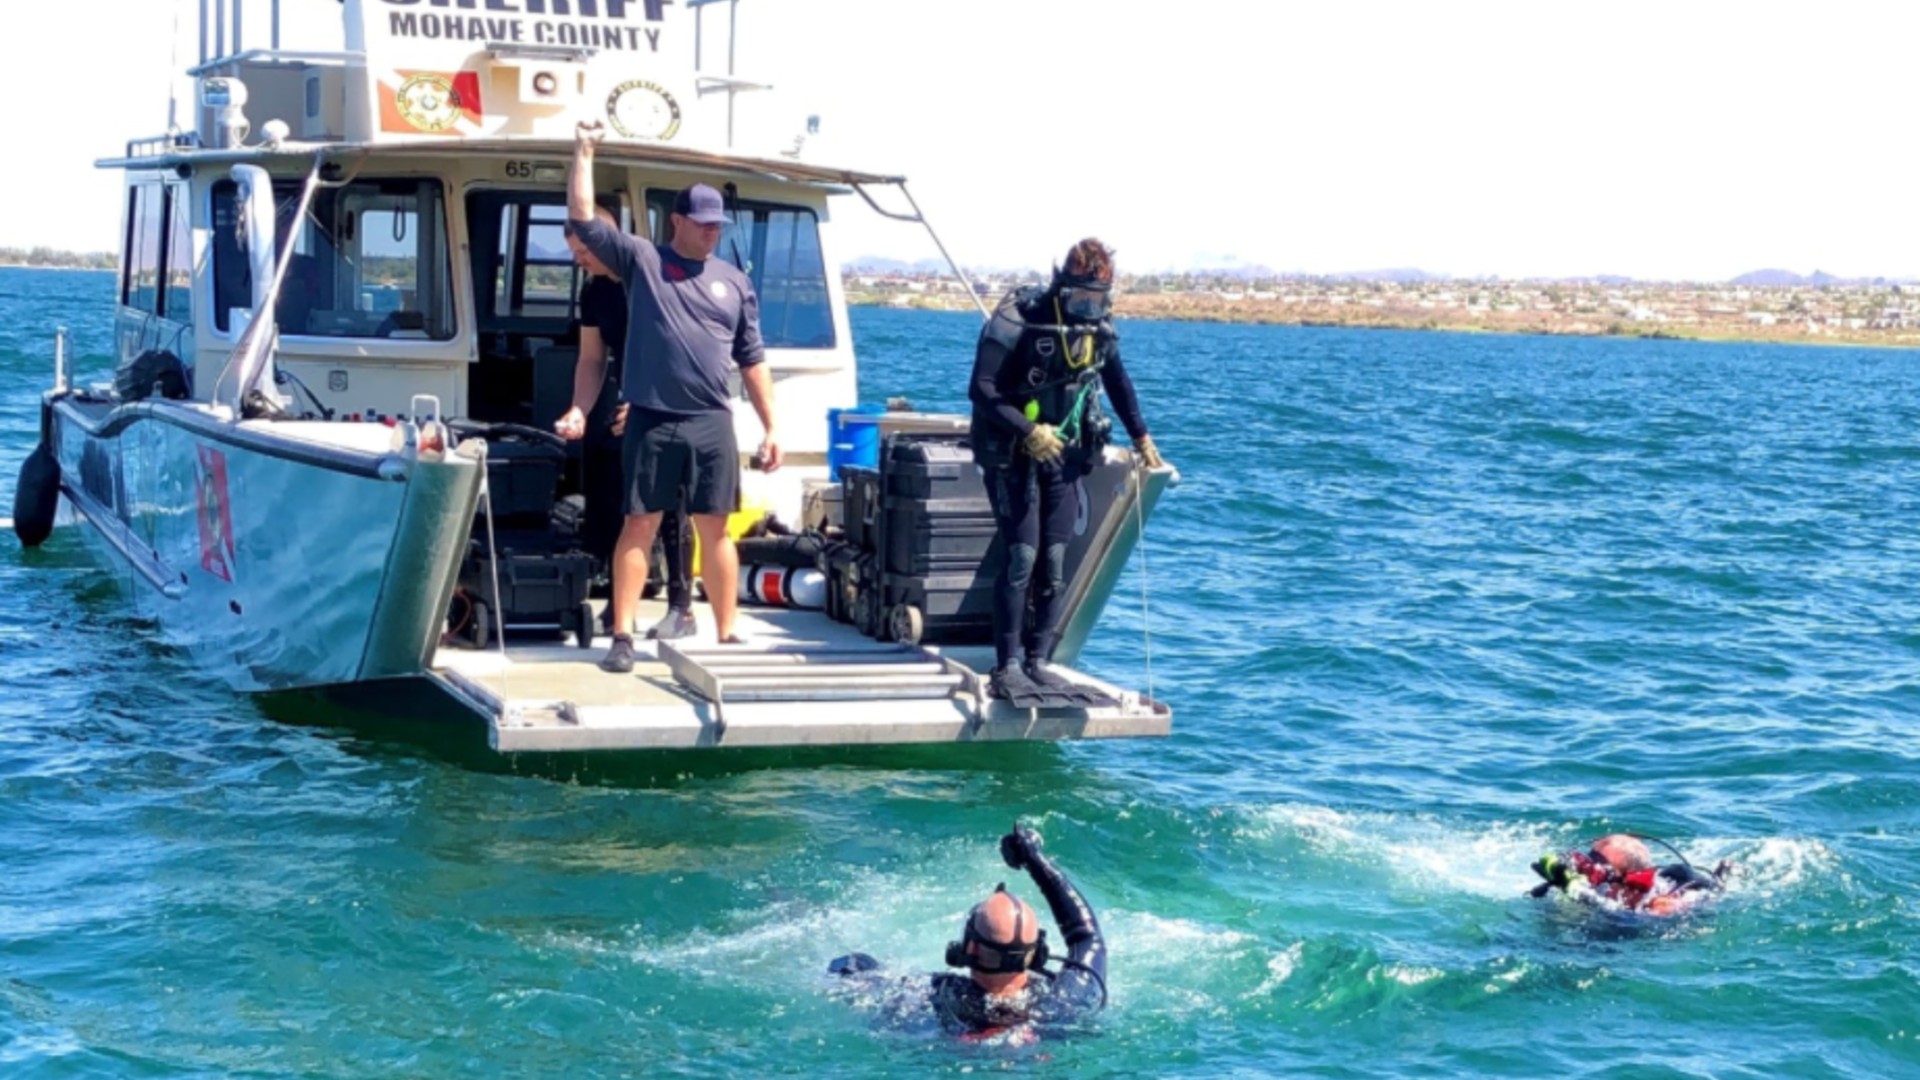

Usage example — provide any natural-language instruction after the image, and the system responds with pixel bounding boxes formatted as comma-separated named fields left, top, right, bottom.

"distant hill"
left=1729, top=268, right=1913, bottom=287
left=1324, top=268, right=1446, bottom=284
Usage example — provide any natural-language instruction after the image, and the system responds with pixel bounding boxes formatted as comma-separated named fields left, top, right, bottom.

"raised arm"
left=565, top=124, right=642, bottom=283
left=1000, top=825, right=1106, bottom=1007
left=568, top=122, right=601, bottom=224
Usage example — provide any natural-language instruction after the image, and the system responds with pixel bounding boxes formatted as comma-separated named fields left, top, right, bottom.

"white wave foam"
left=1253, top=805, right=1835, bottom=904
left=1255, top=803, right=1562, bottom=898
left=1703, top=836, right=1837, bottom=896
left=1245, top=941, right=1304, bottom=999
left=1379, top=963, right=1444, bottom=987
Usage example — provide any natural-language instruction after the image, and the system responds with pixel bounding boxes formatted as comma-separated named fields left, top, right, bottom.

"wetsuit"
left=968, top=286, right=1148, bottom=669
left=1588, top=862, right=1726, bottom=915
left=1536, top=849, right=1729, bottom=915
left=831, top=844, right=1108, bottom=1036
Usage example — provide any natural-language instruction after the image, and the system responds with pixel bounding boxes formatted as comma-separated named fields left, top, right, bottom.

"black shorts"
left=622, top=408, right=740, bottom=517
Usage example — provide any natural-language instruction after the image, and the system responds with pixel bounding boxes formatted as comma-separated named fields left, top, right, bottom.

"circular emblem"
left=607, top=80, right=682, bottom=141
left=1035, top=337, right=1057, bottom=359
left=711, top=282, right=729, bottom=300
left=1025, top=367, right=1047, bottom=387
left=396, top=74, right=461, bottom=133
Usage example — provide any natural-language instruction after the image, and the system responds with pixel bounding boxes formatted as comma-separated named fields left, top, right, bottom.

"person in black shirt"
left=968, top=238, right=1168, bottom=702
left=828, top=824, right=1107, bottom=1038
left=557, top=208, right=695, bottom=640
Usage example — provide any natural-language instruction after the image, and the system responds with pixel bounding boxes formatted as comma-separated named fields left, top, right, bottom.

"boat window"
left=473, top=194, right=580, bottom=328
left=163, top=184, right=193, bottom=323
left=121, top=183, right=165, bottom=314
left=645, top=191, right=836, bottom=349
left=211, top=178, right=456, bottom=341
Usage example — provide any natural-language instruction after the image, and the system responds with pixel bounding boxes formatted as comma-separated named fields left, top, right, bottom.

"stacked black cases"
left=457, top=435, right=597, bottom=650
left=827, top=465, right=884, bottom=634
left=874, top=436, right=1000, bottom=646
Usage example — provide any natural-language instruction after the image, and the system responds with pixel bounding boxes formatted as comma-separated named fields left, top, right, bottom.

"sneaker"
left=599, top=634, right=636, bottom=674
left=988, top=663, right=1039, bottom=702
left=645, top=607, right=698, bottom=641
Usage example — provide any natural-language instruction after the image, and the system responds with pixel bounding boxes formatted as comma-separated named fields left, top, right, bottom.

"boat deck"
left=429, top=599, right=1170, bottom=752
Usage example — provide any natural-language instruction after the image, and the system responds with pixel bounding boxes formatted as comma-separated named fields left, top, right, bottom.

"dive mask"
left=944, top=884, right=1052, bottom=974
left=1059, top=281, right=1113, bottom=322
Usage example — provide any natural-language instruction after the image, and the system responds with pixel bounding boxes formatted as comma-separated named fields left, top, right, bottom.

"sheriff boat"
left=13, top=0, right=1175, bottom=752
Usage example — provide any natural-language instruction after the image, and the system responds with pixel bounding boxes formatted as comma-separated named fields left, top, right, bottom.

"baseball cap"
left=674, top=184, right=728, bottom=226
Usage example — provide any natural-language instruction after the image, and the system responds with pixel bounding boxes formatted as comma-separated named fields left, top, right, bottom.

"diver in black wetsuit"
left=828, top=824, right=1108, bottom=1036
left=968, top=238, right=1167, bottom=703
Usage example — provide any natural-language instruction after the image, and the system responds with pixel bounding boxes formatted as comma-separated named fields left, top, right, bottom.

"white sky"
left=2, top=0, right=1915, bottom=281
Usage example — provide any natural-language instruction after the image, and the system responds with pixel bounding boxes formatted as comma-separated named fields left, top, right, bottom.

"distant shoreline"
left=5, top=263, right=1912, bottom=350
left=0, top=263, right=114, bottom=273
left=849, top=290, right=1920, bottom=351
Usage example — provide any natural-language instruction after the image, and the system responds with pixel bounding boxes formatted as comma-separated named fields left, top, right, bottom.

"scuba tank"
left=740, top=564, right=827, bottom=609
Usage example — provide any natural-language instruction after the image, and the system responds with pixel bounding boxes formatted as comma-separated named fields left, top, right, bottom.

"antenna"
left=168, top=0, right=184, bottom=133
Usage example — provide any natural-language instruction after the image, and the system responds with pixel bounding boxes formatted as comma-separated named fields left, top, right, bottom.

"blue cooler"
left=827, top=404, right=886, bottom=480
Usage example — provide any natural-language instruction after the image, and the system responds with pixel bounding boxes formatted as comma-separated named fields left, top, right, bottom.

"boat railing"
left=125, top=133, right=203, bottom=159
left=187, top=49, right=362, bottom=78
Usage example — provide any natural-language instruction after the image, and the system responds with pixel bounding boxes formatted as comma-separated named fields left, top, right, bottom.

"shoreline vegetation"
left=7, top=251, right=1915, bottom=349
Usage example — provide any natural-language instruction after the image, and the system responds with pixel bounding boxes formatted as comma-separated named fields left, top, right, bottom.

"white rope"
left=1132, top=462, right=1154, bottom=707
left=480, top=472, right=511, bottom=681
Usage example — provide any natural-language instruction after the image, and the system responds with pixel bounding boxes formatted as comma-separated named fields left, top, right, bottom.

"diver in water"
left=1531, top=833, right=1736, bottom=916
left=828, top=824, right=1107, bottom=1037
left=968, top=238, right=1166, bottom=705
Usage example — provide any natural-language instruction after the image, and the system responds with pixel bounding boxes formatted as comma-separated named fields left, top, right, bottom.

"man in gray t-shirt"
left=560, top=122, right=781, bottom=672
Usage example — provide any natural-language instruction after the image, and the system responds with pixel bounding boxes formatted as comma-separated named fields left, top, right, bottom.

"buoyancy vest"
left=974, top=287, right=1116, bottom=466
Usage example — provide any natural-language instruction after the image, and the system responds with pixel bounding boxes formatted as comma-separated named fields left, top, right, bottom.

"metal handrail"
left=188, top=49, right=361, bottom=77
left=852, top=181, right=992, bottom=319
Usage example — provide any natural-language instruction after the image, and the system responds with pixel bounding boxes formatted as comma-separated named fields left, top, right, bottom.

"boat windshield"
left=644, top=190, right=836, bottom=349
left=212, top=178, right=456, bottom=341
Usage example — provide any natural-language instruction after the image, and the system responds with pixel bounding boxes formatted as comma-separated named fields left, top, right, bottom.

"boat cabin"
left=103, top=0, right=864, bottom=519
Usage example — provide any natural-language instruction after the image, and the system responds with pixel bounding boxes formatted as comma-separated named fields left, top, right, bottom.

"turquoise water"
left=3, top=266, right=1917, bottom=1077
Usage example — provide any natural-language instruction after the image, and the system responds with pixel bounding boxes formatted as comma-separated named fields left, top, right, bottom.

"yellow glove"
left=1135, top=434, right=1166, bottom=470
left=1023, top=423, right=1065, bottom=464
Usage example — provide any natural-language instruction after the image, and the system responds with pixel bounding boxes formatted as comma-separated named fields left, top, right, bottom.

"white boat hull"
left=52, top=398, right=482, bottom=692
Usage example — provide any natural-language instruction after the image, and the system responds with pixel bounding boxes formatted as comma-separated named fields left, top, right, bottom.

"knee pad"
left=1038, top=542, right=1068, bottom=595
left=1006, top=542, right=1038, bottom=589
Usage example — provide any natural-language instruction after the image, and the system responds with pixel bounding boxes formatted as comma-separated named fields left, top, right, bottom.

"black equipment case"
left=829, top=435, right=1000, bottom=646
left=452, top=426, right=597, bottom=650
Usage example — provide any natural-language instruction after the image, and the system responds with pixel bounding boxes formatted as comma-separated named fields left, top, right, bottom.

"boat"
left=10, top=0, right=1176, bottom=752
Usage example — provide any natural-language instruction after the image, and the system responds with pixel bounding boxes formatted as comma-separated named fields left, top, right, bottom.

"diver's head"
left=945, top=885, right=1048, bottom=995
left=1589, top=834, right=1655, bottom=878
left=1052, top=237, right=1115, bottom=322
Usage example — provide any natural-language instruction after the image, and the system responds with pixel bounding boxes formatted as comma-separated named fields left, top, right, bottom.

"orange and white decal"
left=196, top=444, right=236, bottom=583
left=380, top=70, right=485, bottom=135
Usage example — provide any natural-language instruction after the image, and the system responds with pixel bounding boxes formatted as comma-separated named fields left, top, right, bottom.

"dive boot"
left=988, top=663, right=1044, bottom=707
